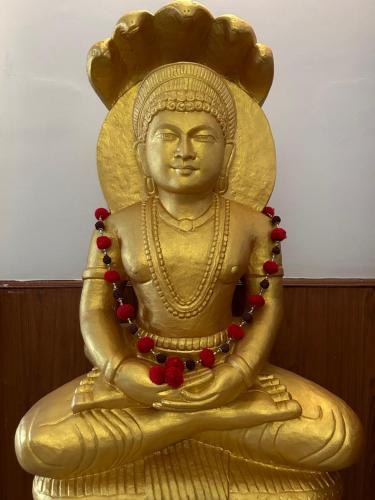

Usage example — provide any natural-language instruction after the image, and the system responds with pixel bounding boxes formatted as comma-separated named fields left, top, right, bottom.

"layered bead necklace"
left=93, top=204, right=286, bottom=389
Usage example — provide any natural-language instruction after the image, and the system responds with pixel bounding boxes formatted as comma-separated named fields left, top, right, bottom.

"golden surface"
left=15, top=2, right=363, bottom=499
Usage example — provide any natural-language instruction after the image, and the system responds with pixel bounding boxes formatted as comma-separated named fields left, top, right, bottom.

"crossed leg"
left=196, top=364, right=364, bottom=471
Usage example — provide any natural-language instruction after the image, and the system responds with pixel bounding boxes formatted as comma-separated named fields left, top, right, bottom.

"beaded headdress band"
left=133, top=62, right=237, bottom=142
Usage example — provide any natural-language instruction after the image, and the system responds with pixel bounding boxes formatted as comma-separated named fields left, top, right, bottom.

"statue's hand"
left=153, top=363, right=246, bottom=411
left=114, top=357, right=214, bottom=406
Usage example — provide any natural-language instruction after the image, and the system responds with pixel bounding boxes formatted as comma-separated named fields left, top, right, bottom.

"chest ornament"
left=141, top=194, right=231, bottom=319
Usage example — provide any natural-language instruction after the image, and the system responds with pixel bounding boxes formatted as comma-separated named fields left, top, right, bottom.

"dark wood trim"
left=283, top=278, right=375, bottom=287
left=0, top=280, right=82, bottom=289
left=1, top=278, right=374, bottom=289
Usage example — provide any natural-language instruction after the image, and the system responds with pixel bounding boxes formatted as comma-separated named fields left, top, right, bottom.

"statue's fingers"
left=183, top=368, right=214, bottom=387
left=180, top=385, right=218, bottom=401
left=154, top=394, right=218, bottom=411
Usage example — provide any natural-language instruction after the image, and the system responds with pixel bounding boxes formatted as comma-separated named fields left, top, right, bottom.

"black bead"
left=185, top=359, right=196, bottom=371
left=103, top=254, right=112, bottom=265
left=272, top=215, right=281, bottom=225
left=127, top=323, right=139, bottom=335
left=272, top=246, right=281, bottom=255
left=95, top=221, right=105, bottom=231
left=220, top=343, right=230, bottom=353
left=156, top=353, right=167, bottom=364
left=260, top=278, right=270, bottom=289
left=113, top=288, right=123, bottom=300
left=242, top=310, right=253, bottom=323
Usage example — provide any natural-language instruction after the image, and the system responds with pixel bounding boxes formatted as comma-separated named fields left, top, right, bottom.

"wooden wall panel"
left=0, top=281, right=374, bottom=500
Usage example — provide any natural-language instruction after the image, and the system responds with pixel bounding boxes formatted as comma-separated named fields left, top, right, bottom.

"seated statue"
left=15, top=3, right=363, bottom=499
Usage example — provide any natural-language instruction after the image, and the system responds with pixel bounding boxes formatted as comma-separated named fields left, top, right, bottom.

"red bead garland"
left=104, top=270, right=121, bottom=283
left=137, top=336, right=155, bottom=353
left=262, top=206, right=275, bottom=217
left=166, top=356, right=185, bottom=371
left=227, top=323, right=245, bottom=340
left=95, top=207, right=110, bottom=220
left=200, top=348, right=216, bottom=368
left=116, top=303, right=135, bottom=321
left=263, top=260, right=279, bottom=275
left=93, top=204, right=286, bottom=389
left=149, top=365, right=166, bottom=385
left=165, top=367, right=184, bottom=388
left=248, top=294, right=265, bottom=308
left=96, top=235, right=112, bottom=250
left=271, top=227, right=287, bottom=241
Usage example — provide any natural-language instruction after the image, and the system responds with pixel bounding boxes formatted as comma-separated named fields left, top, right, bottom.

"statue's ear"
left=223, top=141, right=235, bottom=170
left=134, top=141, right=149, bottom=176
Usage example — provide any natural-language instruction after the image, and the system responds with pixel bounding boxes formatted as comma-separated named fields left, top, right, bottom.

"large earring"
left=145, top=176, right=156, bottom=196
left=216, top=175, right=228, bottom=194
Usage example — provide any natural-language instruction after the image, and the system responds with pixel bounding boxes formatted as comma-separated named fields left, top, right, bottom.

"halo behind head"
left=133, top=62, right=236, bottom=143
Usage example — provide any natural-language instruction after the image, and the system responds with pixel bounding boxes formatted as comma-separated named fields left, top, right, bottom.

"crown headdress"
left=133, top=62, right=237, bottom=142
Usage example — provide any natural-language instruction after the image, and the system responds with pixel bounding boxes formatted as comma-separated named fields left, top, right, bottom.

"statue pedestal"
left=33, top=440, right=343, bottom=500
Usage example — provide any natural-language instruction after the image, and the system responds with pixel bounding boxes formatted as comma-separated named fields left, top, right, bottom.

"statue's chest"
left=121, top=219, right=250, bottom=292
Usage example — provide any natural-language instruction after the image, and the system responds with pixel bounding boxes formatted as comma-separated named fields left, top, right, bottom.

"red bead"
left=262, top=206, right=275, bottom=217
left=199, top=348, right=215, bottom=368
left=95, top=207, right=110, bottom=220
left=271, top=228, right=287, bottom=241
left=227, top=324, right=245, bottom=340
left=165, top=367, right=184, bottom=388
left=96, top=235, right=112, bottom=250
left=149, top=365, right=166, bottom=385
left=137, top=336, right=155, bottom=353
left=166, top=356, right=185, bottom=372
left=116, top=303, right=135, bottom=321
left=248, top=294, right=265, bottom=308
left=263, top=260, right=279, bottom=275
left=104, top=270, right=120, bottom=283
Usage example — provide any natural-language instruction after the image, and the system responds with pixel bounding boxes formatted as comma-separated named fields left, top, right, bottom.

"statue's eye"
left=156, top=132, right=178, bottom=141
left=194, top=134, right=216, bottom=143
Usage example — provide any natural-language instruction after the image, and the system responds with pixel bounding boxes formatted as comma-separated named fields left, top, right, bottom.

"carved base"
left=33, top=440, right=343, bottom=500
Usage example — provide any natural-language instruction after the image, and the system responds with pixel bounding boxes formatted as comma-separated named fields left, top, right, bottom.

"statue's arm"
left=79, top=226, right=132, bottom=382
left=228, top=212, right=284, bottom=387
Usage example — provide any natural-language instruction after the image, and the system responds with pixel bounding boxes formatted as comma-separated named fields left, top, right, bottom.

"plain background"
left=1, top=0, right=374, bottom=279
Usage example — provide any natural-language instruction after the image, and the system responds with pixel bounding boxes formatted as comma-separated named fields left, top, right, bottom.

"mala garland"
left=93, top=206, right=287, bottom=389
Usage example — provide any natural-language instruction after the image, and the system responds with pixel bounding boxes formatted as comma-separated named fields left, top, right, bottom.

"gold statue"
left=15, top=3, right=363, bottom=499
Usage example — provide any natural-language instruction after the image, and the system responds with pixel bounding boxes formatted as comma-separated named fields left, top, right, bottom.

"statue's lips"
left=170, top=165, right=198, bottom=176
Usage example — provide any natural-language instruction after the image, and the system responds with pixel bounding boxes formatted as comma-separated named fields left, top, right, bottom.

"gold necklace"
left=157, top=199, right=214, bottom=232
left=142, top=194, right=230, bottom=318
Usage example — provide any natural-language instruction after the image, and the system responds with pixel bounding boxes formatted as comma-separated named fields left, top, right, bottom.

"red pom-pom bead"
left=248, top=294, right=265, bottom=308
left=96, top=235, right=112, bottom=250
left=104, top=270, right=120, bottom=283
left=263, top=260, right=279, bottom=275
left=149, top=365, right=166, bottom=385
left=262, top=206, right=275, bottom=217
left=271, top=228, right=287, bottom=241
left=116, top=303, right=135, bottom=321
left=166, top=356, right=185, bottom=372
left=137, top=336, right=155, bottom=353
left=227, top=324, right=245, bottom=340
left=199, top=348, right=215, bottom=368
left=165, top=367, right=184, bottom=388
left=95, top=207, right=110, bottom=220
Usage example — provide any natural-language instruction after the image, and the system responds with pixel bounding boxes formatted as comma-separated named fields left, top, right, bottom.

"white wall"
left=1, top=0, right=374, bottom=279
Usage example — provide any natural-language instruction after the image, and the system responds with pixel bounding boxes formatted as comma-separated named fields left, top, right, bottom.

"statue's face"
left=142, top=110, right=228, bottom=194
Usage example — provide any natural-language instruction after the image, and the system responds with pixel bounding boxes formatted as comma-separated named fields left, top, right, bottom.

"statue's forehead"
left=148, top=110, right=223, bottom=133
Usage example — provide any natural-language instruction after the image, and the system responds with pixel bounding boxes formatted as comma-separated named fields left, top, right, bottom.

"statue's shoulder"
left=228, top=198, right=270, bottom=236
left=105, top=202, right=143, bottom=236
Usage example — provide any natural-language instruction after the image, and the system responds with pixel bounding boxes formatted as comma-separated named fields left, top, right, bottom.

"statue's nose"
left=175, top=136, right=197, bottom=160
